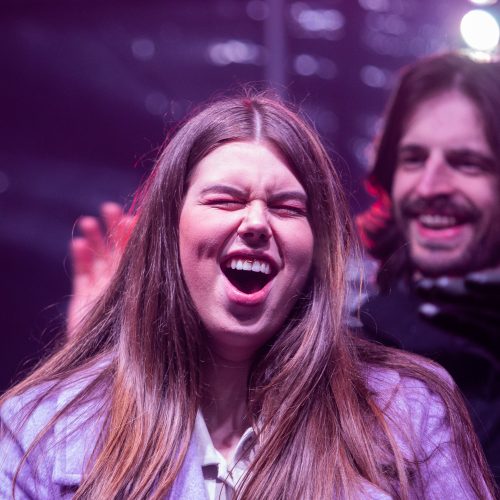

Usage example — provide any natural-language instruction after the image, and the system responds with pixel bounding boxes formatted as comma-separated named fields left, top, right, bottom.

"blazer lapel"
left=52, top=386, right=104, bottom=487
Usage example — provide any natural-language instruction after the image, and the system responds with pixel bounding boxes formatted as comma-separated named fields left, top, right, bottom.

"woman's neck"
left=200, top=351, right=253, bottom=460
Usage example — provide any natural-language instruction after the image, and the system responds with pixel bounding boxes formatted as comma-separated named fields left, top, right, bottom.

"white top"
left=195, top=412, right=254, bottom=500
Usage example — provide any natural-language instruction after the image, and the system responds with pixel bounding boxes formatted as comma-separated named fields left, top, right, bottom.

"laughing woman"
left=0, top=95, right=496, bottom=499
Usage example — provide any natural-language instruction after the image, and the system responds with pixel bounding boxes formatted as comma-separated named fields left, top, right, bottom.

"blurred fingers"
left=77, top=215, right=107, bottom=256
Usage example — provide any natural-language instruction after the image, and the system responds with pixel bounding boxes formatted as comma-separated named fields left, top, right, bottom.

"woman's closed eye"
left=204, top=198, right=245, bottom=210
left=270, top=203, right=308, bottom=217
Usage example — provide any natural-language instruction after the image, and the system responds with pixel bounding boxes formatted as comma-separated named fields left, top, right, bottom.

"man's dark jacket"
left=360, top=283, right=500, bottom=482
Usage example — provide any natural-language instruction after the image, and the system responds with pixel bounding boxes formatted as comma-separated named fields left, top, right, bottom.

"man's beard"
left=396, top=194, right=500, bottom=276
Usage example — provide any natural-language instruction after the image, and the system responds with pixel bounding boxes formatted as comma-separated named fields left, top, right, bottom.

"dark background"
left=0, top=0, right=490, bottom=391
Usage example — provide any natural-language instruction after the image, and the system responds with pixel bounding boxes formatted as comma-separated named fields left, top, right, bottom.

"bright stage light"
left=468, top=0, right=497, bottom=6
left=460, top=9, right=500, bottom=51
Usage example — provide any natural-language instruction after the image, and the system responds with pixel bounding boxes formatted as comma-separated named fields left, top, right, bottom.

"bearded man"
left=357, top=52, right=500, bottom=481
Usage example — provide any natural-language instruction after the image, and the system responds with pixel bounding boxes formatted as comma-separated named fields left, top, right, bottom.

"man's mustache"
left=400, top=195, right=480, bottom=222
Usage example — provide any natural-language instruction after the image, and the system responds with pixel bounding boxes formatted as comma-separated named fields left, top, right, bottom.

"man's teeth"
left=227, top=258, right=271, bottom=275
left=418, top=214, right=458, bottom=228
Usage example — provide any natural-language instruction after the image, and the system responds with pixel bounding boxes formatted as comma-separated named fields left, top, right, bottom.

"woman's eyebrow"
left=199, top=185, right=246, bottom=197
left=270, top=191, right=308, bottom=203
left=199, top=185, right=308, bottom=204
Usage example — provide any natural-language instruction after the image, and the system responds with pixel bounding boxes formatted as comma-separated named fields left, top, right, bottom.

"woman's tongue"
left=225, top=268, right=269, bottom=294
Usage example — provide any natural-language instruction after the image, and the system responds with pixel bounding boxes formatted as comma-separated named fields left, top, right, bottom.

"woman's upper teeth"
left=419, top=214, right=458, bottom=228
left=227, top=258, right=271, bottom=275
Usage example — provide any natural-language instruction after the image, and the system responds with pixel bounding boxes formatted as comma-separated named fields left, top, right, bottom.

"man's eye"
left=455, top=163, right=485, bottom=175
left=397, top=154, right=425, bottom=170
left=449, top=158, right=495, bottom=176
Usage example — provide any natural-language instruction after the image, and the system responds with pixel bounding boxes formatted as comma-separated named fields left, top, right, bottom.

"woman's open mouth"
left=222, top=257, right=276, bottom=295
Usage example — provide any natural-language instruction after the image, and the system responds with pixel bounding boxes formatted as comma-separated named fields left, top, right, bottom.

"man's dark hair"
left=356, top=52, right=500, bottom=292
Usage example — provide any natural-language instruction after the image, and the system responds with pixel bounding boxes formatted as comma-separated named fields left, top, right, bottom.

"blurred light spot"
left=358, top=0, right=390, bottom=11
left=360, top=65, right=387, bottom=88
left=131, top=38, right=156, bottom=61
left=170, top=100, right=187, bottom=120
left=294, top=54, right=318, bottom=76
left=351, top=137, right=372, bottom=170
left=406, top=24, right=448, bottom=55
left=246, top=0, right=269, bottom=20
left=461, top=9, right=500, bottom=51
left=384, top=14, right=407, bottom=35
left=408, top=36, right=428, bottom=56
left=291, top=3, right=345, bottom=33
left=365, top=12, right=407, bottom=35
left=359, top=114, right=383, bottom=137
left=469, top=50, right=498, bottom=61
left=208, top=40, right=261, bottom=65
left=363, top=31, right=405, bottom=56
left=418, top=23, right=440, bottom=38
left=294, top=55, right=337, bottom=79
left=365, top=12, right=383, bottom=31
left=0, top=171, right=9, bottom=193
left=145, top=92, right=169, bottom=116
left=469, top=0, right=497, bottom=5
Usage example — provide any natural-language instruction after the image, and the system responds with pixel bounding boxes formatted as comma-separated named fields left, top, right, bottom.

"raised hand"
left=67, top=202, right=134, bottom=337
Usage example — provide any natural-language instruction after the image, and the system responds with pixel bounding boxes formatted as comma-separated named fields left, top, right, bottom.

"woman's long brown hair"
left=2, top=94, right=496, bottom=499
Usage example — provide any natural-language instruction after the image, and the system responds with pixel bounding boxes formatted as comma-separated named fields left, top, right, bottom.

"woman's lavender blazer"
left=0, top=366, right=491, bottom=499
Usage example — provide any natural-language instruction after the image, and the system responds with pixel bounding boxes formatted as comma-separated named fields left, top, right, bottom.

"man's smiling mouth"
left=222, top=258, right=275, bottom=294
left=418, top=214, right=460, bottom=229
left=401, top=195, right=480, bottom=231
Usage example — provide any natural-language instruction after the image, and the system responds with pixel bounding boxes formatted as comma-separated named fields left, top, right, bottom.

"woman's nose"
left=237, top=202, right=271, bottom=245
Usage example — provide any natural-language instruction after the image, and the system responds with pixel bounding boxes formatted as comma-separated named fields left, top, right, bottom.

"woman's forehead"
left=187, top=141, right=305, bottom=194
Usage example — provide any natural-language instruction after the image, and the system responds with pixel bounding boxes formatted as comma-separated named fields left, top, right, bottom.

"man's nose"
left=414, top=152, right=454, bottom=197
left=237, top=201, right=271, bottom=245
